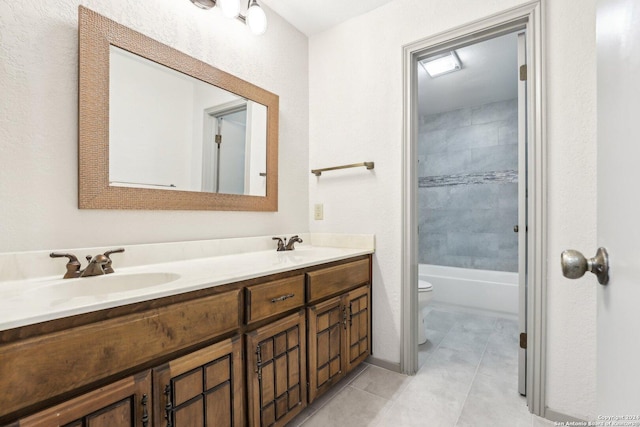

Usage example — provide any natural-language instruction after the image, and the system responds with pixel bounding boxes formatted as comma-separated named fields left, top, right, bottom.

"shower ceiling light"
left=420, top=51, right=462, bottom=77
left=189, top=0, right=267, bottom=35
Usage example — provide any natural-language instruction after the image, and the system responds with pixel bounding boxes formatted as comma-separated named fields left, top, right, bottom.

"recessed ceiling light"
left=420, top=51, right=462, bottom=78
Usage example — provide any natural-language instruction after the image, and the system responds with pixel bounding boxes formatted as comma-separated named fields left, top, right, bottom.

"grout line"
left=453, top=328, right=492, bottom=427
left=344, top=384, right=398, bottom=425
left=309, top=363, right=370, bottom=412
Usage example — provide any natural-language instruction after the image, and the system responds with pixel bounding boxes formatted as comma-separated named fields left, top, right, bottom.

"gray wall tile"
left=471, top=99, right=517, bottom=125
left=421, top=107, right=472, bottom=132
left=469, top=144, right=518, bottom=173
left=418, top=99, right=519, bottom=272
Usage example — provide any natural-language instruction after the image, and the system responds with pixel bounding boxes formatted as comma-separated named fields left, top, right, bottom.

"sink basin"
left=30, top=272, right=181, bottom=302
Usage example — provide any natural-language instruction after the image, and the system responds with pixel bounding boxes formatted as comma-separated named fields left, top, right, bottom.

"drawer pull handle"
left=271, top=293, right=295, bottom=303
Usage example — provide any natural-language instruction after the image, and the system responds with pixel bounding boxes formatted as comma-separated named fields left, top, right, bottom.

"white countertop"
left=0, top=239, right=374, bottom=331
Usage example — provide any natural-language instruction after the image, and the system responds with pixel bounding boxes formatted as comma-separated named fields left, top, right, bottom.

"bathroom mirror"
left=78, top=6, right=279, bottom=210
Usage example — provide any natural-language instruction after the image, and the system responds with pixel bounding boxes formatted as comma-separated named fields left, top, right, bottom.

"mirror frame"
left=78, top=6, right=278, bottom=211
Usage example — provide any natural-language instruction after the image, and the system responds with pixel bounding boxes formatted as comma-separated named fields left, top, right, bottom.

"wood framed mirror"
left=78, top=6, right=278, bottom=211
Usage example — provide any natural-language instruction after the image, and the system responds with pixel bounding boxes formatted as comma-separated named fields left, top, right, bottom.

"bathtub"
left=419, top=264, right=518, bottom=315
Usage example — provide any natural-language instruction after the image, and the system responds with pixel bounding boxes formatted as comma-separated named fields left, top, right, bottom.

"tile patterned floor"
left=289, top=304, right=557, bottom=427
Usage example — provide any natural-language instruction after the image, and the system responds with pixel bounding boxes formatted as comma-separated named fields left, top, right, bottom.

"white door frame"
left=400, top=0, right=547, bottom=416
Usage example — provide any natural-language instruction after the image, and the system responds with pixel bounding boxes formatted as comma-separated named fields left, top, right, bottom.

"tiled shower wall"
left=418, top=99, right=518, bottom=272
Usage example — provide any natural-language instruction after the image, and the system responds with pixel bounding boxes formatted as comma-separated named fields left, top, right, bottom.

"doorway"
left=401, top=1, right=546, bottom=417
left=416, top=30, right=526, bottom=394
left=202, top=102, right=248, bottom=194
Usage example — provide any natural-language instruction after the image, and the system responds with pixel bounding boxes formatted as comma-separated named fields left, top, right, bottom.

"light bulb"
left=246, top=1, right=267, bottom=35
left=218, top=0, right=240, bottom=18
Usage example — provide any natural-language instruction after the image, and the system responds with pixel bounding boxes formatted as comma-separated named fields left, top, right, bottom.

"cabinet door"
left=246, top=310, right=306, bottom=427
left=306, top=296, right=345, bottom=403
left=16, top=371, right=151, bottom=427
left=153, top=336, right=244, bottom=427
left=345, top=285, right=371, bottom=373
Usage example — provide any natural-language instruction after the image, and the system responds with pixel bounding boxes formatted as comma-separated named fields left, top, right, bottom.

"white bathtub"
left=419, top=264, right=518, bottom=315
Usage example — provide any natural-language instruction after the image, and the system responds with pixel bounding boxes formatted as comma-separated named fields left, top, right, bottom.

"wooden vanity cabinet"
left=153, top=336, right=244, bottom=427
left=13, top=371, right=152, bottom=427
left=0, top=255, right=372, bottom=427
left=245, top=310, right=307, bottom=427
left=305, top=258, right=371, bottom=404
left=306, top=285, right=371, bottom=404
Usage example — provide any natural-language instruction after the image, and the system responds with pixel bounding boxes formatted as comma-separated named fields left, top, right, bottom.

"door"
left=202, top=106, right=248, bottom=194
left=344, top=285, right=371, bottom=372
left=516, top=31, right=528, bottom=397
left=153, top=336, right=244, bottom=427
left=245, top=310, right=307, bottom=427
left=596, top=0, right=640, bottom=414
left=307, top=295, right=345, bottom=404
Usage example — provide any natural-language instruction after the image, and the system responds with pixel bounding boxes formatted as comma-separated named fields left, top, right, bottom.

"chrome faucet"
left=50, top=248, right=125, bottom=279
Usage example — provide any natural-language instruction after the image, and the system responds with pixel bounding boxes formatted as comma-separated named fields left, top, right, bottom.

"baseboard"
left=545, top=408, right=585, bottom=423
left=365, top=356, right=401, bottom=373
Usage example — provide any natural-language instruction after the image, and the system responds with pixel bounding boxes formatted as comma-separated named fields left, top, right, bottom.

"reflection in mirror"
left=109, top=46, right=267, bottom=196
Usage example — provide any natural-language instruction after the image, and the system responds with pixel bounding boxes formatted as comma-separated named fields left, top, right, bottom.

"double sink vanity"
left=0, top=234, right=374, bottom=426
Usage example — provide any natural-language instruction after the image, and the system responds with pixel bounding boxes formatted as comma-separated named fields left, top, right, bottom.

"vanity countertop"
left=0, top=235, right=374, bottom=331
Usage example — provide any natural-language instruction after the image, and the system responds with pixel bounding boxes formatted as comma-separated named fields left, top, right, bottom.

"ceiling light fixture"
left=189, top=0, right=267, bottom=35
left=420, top=51, right=462, bottom=77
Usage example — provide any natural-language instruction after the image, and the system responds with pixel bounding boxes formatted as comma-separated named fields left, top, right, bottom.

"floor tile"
left=418, top=328, right=447, bottom=368
left=438, top=328, right=491, bottom=355
left=350, top=364, right=412, bottom=401
left=308, top=363, right=369, bottom=410
left=478, top=331, right=519, bottom=378
left=494, top=316, right=520, bottom=337
left=417, top=347, right=479, bottom=394
left=300, top=386, right=393, bottom=427
left=450, top=312, right=498, bottom=333
left=423, top=309, right=463, bottom=332
left=374, top=371, right=468, bottom=427
left=455, top=372, right=531, bottom=427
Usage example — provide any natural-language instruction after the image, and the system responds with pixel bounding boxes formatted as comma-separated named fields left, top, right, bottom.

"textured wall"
left=0, top=0, right=309, bottom=252
left=309, top=0, right=597, bottom=419
left=418, top=99, right=519, bottom=272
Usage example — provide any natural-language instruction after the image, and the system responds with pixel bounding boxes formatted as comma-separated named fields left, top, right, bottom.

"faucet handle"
left=104, top=248, right=125, bottom=258
left=272, top=237, right=286, bottom=251
left=50, top=252, right=81, bottom=279
left=103, top=248, right=125, bottom=274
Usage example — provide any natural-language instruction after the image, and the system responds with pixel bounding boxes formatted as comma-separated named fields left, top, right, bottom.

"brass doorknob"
left=560, top=247, right=609, bottom=285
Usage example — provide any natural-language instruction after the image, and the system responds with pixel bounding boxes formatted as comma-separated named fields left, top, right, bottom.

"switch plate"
left=314, top=203, right=324, bottom=220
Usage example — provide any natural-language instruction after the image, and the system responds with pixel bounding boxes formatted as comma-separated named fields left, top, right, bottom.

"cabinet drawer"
left=306, top=259, right=370, bottom=303
left=246, top=275, right=305, bottom=323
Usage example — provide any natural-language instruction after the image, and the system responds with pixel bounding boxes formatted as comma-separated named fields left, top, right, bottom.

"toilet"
left=418, top=279, right=433, bottom=344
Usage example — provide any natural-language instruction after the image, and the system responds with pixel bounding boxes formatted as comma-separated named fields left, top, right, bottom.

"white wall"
left=309, top=0, right=597, bottom=420
left=0, top=0, right=309, bottom=252
left=110, top=47, right=194, bottom=190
